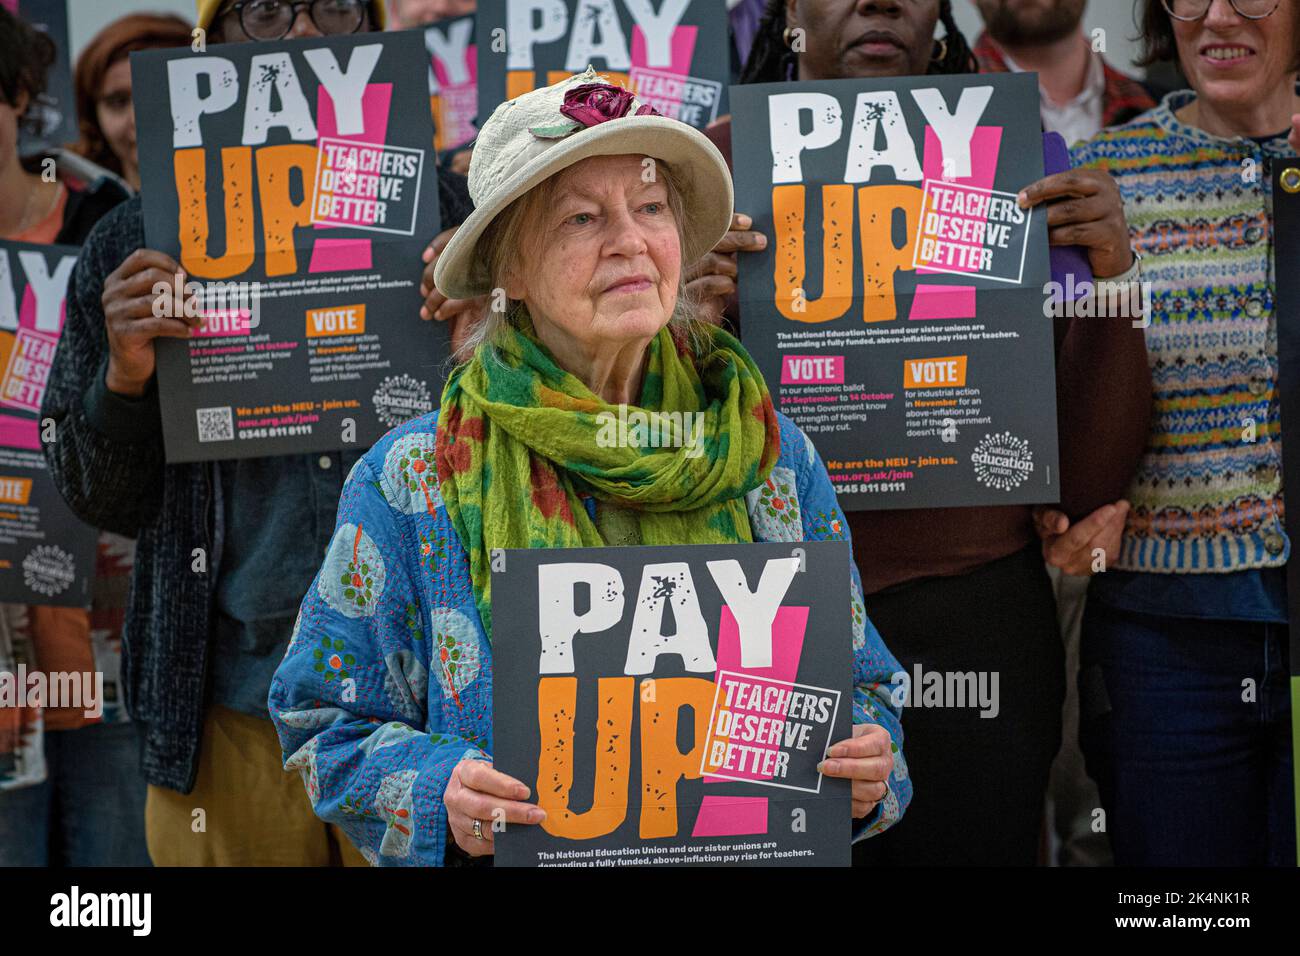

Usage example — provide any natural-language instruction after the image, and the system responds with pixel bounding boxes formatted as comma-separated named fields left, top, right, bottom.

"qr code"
left=196, top=406, right=234, bottom=443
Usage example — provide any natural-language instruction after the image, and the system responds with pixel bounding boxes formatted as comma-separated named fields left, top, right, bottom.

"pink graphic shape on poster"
left=433, top=43, right=478, bottom=150
left=909, top=285, right=976, bottom=319
left=308, top=83, right=392, bottom=273
left=690, top=604, right=809, bottom=838
left=908, top=126, right=1003, bottom=321
left=192, top=310, right=252, bottom=337
left=690, top=795, right=769, bottom=837
left=432, top=43, right=477, bottom=87
left=629, top=26, right=697, bottom=118
left=0, top=286, right=61, bottom=445
left=781, top=354, right=844, bottom=385
left=0, top=413, right=37, bottom=449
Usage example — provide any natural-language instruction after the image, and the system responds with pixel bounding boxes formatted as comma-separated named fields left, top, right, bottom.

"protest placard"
left=477, top=0, right=728, bottom=129
left=0, top=239, right=94, bottom=606
left=132, top=31, right=443, bottom=462
left=733, top=73, right=1059, bottom=510
left=492, top=540, right=853, bottom=867
left=424, top=13, right=478, bottom=153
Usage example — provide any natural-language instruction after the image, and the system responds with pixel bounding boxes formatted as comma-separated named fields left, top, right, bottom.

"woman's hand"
left=684, top=212, right=766, bottom=325
left=102, top=249, right=202, bottom=397
left=820, top=722, right=894, bottom=819
left=1033, top=500, right=1130, bottom=576
left=443, top=757, right=546, bottom=857
left=420, top=225, right=488, bottom=356
left=1017, top=169, right=1133, bottom=279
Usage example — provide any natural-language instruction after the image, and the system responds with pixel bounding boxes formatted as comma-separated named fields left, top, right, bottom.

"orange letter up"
left=255, top=144, right=318, bottom=277
left=858, top=184, right=924, bottom=323
left=638, top=676, right=714, bottom=839
left=772, top=183, right=854, bottom=323
left=174, top=146, right=255, bottom=279
left=536, top=676, right=633, bottom=839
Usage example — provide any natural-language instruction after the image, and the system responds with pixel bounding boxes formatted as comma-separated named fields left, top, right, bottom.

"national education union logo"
left=372, top=373, right=433, bottom=428
left=971, top=431, right=1034, bottom=491
left=22, top=544, right=76, bottom=597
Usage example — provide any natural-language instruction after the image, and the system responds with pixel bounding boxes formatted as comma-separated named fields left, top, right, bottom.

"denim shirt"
left=211, top=450, right=363, bottom=716
left=268, top=410, right=913, bottom=865
left=1090, top=567, right=1288, bottom=624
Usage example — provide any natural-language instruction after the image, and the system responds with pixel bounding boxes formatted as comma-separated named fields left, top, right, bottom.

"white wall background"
left=950, top=0, right=1147, bottom=75
left=65, top=0, right=195, bottom=58
left=63, top=0, right=1149, bottom=75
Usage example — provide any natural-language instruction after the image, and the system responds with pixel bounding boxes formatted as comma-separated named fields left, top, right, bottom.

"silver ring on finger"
left=472, top=818, right=485, bottom=841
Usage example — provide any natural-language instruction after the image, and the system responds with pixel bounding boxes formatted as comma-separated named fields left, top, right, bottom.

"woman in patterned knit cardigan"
left=1062, top=0, right=1300, bottom=865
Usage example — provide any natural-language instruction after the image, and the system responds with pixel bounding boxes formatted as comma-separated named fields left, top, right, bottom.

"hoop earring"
left=783, top=26, right=795, bottom=47
left=931, top=36, right=948, bottom=64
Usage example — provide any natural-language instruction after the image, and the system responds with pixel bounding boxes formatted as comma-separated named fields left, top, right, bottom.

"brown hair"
left=0, top=6, right=56, bottom=136
left=72, top=13, right=193, bottom=175
left=1137, top=0, right=1300, bottom=70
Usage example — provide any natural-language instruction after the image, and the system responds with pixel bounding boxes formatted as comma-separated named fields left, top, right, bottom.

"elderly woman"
left=269, top=69, right=911, bottom=865
left=1060, top=0, right=1300, bottom=866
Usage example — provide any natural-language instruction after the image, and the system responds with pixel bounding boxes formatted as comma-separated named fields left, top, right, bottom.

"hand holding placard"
left=820, top=722, right=894, bottom=819
left=684, top=212, right=767, bottom=326
left=102, top=250, right=202, bottom=398
left=1016, top=168, right=1133, bottom=279
left=443, top=758, right=545, bottom=858
left=420, top=224, right=486, bottom=358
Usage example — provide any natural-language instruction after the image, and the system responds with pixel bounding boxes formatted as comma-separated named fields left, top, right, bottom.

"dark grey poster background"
left=733, top=73, right=1060, bottom=511
left=1273, top=165, right=1300, bottom=724
left=492, top=541, right=853, bottom=867
left=476, top=0, right=729, bottom=129
left=0, top=240, right=94, bottom=607
left=133, top=32, right=444, bottom=463
left=13, top=0, right=77, bottom=155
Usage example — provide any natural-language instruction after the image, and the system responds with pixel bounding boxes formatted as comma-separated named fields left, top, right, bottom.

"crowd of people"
left=0, top=0, right=1296, bottom=868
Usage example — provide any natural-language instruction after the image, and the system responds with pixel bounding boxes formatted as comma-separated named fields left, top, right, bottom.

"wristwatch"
left=1102, top=245, right=1142, bottom=285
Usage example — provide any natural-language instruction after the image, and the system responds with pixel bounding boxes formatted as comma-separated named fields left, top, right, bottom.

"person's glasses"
left=224, top=0, right=367, bottom=40
left=1161, top=0, right=1281, bottom=21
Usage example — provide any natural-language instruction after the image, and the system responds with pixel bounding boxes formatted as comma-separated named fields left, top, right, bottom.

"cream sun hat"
left=433, top=67, right=735, bottom=300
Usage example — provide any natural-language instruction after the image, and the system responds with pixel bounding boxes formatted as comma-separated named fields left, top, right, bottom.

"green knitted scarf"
left=435, top=321, right=780, bottom=638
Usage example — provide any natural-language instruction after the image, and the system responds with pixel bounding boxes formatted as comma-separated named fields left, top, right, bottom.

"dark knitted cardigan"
left=40, top=175, right=474, bottom=793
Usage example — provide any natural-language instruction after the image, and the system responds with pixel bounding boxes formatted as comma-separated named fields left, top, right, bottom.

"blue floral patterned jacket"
left=268, top=409, right=912, bottom=865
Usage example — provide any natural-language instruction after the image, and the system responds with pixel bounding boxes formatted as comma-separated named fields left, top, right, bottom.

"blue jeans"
left=0, top=721, right=150, bottom=866
left=1079, top=601, right=1295, bottom=866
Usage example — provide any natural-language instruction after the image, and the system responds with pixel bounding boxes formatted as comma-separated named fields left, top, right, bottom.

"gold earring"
left=783, top=26, right=795, bottom=47
left=932, top=37, right=948, bottom=63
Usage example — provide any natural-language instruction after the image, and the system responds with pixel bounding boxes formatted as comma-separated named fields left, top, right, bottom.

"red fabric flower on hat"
left=560, top=82, right=637, bottom=126
left=530, top=82, right=662, bottom=139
